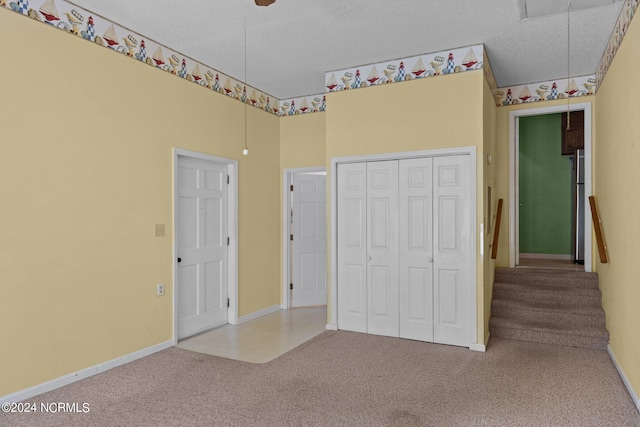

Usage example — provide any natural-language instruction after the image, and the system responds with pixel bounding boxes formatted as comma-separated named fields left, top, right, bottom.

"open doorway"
left=509, top=102, right=592, bottom=272
left=517, top=113, right=584, bottom=270
left=282, top=167, right=327, bottom=309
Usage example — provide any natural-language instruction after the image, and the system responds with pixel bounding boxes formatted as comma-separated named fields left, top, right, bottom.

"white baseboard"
left=238, top=305, right=281, bottom=324
left=608, top=345, right=640, bottom=413
left=469, top=332, right=489, bottom=352
left=325, top=323, right=338, bottom=331
left=1, top=340, right=173, bottom=404
left=519, top=253, right=571, bottom=260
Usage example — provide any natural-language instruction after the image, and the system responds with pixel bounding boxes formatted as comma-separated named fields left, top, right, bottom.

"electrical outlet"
left=156, top=283, right=165, bottom=296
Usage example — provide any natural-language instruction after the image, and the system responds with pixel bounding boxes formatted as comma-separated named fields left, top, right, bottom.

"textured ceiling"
left=68, top=0, right=623, bottom=99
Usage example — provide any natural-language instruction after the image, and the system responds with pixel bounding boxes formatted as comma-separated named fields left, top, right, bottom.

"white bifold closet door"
left=337, top=155, right=471, bottom=347
left=337, top=162, right=368, bottom=333
left=366, top=161, right=399, bottom=337
left=398, top=157, right=434, bottom=342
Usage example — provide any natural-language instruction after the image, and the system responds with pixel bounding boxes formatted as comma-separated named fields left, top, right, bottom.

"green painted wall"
left=519, top=114, right=572, bottom=255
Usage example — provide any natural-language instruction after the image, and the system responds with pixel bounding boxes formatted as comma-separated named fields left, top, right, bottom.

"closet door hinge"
left=227, top=175, right=230, bottom=184
left=290, top=234, right=294, bottom=241
left=227, top=236, right=230, bottom=246
left=290, top=283, right=293, bottom=290
left=227, top=298, right=230, bottom=308
left=290, top=184, right=294, bottom=191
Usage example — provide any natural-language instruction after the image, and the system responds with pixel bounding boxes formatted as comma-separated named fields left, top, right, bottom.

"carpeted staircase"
left=490, top=267, right=609, bottom=350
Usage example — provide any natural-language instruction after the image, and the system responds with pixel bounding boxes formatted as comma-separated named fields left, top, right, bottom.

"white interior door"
left=399, top=158, right=434, bottom=342
left=433, top=155, right=471, bottom=346
left=366, top=161, right=399, bottom=337
left=337, top=163, right=367, bottom=333
left=291, top=173, right=327, bottom=307
left=177, top=156, right=228, bottom=339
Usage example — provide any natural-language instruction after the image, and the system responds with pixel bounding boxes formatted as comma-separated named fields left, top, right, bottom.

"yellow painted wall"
left=326, top=71, right=488, bottom=343
left=279, top=113, right=327, bottom=303
left=594, top=10, right=640, bottom=401
left=0, top=10, right=280, bottom=396
left=238, top=107, right=281, bottom=315
left=482, top=77, right=497, bottom=341
left=280, top=113, right=327, bottom=170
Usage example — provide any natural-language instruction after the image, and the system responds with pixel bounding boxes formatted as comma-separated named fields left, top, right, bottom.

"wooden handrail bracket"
left=491, top=199, right=503, bottom=260
left=588, top=196, right=608, bottom=263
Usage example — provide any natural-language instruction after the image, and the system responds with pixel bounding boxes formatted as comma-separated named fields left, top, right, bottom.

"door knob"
left=428, top=258, right=433, bottom=262
left=367, top=256, right=372, bottom=261
left=177, top=257, right=182, bottom=263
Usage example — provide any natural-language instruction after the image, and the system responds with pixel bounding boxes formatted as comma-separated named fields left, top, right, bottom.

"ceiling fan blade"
left=254, top=0, right=276, bottom=5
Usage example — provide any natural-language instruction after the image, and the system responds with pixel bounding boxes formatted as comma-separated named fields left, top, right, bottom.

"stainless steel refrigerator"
left=572, top=149, right=585, bottom=264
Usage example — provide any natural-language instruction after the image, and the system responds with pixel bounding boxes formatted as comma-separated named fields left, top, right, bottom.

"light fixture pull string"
left=567, top=1, right=571, bottom=131
left=244, top=9, right=248, bottom=152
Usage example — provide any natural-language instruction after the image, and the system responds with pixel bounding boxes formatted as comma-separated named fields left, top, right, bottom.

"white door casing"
left=509, top=103, right=593, bottom=272
left=176, top=155, right=228, bottom=340
left=291, top=173, right=327, bottom=307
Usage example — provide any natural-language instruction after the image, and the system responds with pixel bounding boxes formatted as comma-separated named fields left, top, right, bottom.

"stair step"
left=491, top=299, right=606, bottom=327
left=493, top=282, right=602, bottom=306
left=489, top=317, right=609, bottom=350
left=495, top=267, right=599, bottom=288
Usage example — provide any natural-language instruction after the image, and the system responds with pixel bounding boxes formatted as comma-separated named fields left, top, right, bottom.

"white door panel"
left=399, top=158, right=434, bottom=341
left=291, top=173, right=327, bottom=307
left=367, top=161, right=399, bottom=337
left=433, top=155, right=471, bottom=346
left=337, top=163, right=367, bottom=332
left=177, top=157, right=228, bottom=339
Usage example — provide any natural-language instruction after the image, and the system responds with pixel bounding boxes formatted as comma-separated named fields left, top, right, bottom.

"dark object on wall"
left=255, top=0, right=276, bottom=6
left=491, top=199, right=503, bottom=260
left=561, top=111, right=584, bottom=155
left=589, top=196, right=608, bottom=263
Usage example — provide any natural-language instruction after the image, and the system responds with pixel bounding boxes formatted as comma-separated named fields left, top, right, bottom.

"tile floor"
left=177, top=306, right=327, bottom=363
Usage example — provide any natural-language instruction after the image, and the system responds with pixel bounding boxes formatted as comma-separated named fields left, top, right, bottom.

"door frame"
left=173, top=148, right=239, bottom=345
left=281, top=166, right=326, bottom=309
left=329, top=146, right=478, bottom=346
left=509, top=102, right=592, bottom=272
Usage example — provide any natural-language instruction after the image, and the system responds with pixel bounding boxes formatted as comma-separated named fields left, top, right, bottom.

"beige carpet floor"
left=2, top=332, right=638, bottom=426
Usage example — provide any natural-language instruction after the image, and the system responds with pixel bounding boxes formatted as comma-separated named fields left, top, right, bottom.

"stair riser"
left=491, top=305, right=606, bottom=327
left=490, top=325, right=608, bottom=350
left=493, top=288, right=602, bottom=306
left=491, top=268, right=609, bottom=350
left=494, top=274, right=598, bottom=288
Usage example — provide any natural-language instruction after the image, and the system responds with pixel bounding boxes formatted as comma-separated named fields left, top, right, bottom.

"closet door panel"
left=399, top=158, right=434, bottom=341
left=433, top=155, right=471, bottom=347
left=366, top=161, right=399, bottom=337
left=337, top=163, right=367, bottom=333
